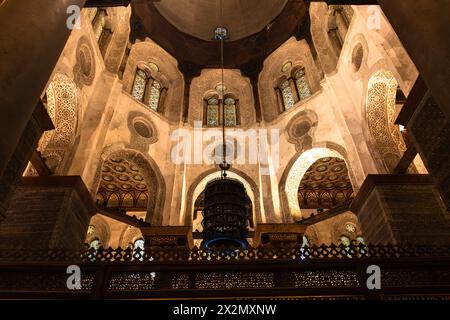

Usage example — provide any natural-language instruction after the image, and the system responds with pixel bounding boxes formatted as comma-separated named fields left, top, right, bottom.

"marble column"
left=0, top=0, right=86, bottom=176
left=351, top=175, right=450, bottom=245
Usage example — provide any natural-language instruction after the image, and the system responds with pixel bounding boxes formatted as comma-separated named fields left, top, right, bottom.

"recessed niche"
left=351, top=43, right=364, bottom=72
left=133, top=120, right=152, bottom=139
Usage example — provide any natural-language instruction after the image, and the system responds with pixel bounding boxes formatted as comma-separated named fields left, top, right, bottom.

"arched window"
left=280, top=80, right=295, bottom=110
left=89, top=239, right=100, bottom=250
left=204, top=95, right=239, bottom=127
left=366, top=71, right=408, bottom=172
left=35, top=73, right=78, bottom=174
left=148, top=80, right=161, bottom=112
left=205, top=97, right=219, bottom=127
left=327, top=5, right=353, bottom=57
left=224, top=97, right=237, bottom=127
left=340, top=235, right=350, bottom=246
left=356, top=236, right=365, bottom=245
left=277, top=67, right=312, bottom=111
left=294, top=68, right=312, bottom=100
left=131, top=68, right=163, bottom=112
left=133, top=238, right=145, bottom=261
left=91, top=8, right=113, bottom=57
left=131, top=69, right=147, bottom=102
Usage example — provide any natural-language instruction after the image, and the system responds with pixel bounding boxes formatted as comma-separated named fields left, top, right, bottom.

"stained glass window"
left=90, top=239, right=100, bottom=250
left=148, top=80, right=161, bottom=111
left=340, top=235, right=351, bottom=247
left=92, top=9, right=107, bottom=41
left=131, top=69, right=147, bottom=102
left=281, top=80, right=295, bottom=110
left=88, top=8, right=98, bottom=23
left=206, top=98, right=219, bottom=127
left=224, top=97, right=237, bottom=127
left=133, top=238, right=145, bottom=261
left=294, top=68, right=312, bottom=101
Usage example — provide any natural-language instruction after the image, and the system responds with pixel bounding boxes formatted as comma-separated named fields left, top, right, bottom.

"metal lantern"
left=201, top=178, right=250, bottom=250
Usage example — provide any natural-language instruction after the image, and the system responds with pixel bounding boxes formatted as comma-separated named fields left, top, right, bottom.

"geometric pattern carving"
left=92, top=9, right=106, bottom=40
left=294, top=68, right=312, bottom=101
left=285, top=148, right=345, bottom=219
left=291, top=270, right=359, bottom=287
left=278, top=66, right=312, bottom=112
left=224, top=97, right=237, bottom=127
left=3, top=247, right=450, bottom=299
left=206, top=97, right=219, bottom=127
left=204, top=94, right=239, bottom=127
left=195, top=272, right=274, bottom=289
left=131, top=68, right=162, bottom=112
left=131, top=69, right=147, bottom=101
left=37, top=73, right=78, bottom=173
left=148, top=80, right=161, bottom=112
left=366, top=71, right=406, bottom=172
left=280, top=80, right=295, bottom=110
left=108, top=272, right=156, bottom=291
left=298, top=157, right=354, bottom=209
left=96, top=156, right=149, bottom=211
left=6, top=244, right=450, bottom=263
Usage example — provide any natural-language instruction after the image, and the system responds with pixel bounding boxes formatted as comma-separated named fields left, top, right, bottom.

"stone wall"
left=0, top=176, right=95, bottom=250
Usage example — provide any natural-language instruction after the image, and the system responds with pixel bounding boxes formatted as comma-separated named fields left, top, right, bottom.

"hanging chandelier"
left=201, top=7, right=251, bottom=250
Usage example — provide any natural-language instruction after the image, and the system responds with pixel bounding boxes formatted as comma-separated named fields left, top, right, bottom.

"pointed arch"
left=95, top=146, right=166, bottom=224
left=185, top=169, right=262, bottom=228
left=365, top=70, right=407, bottom=172
left=85, top=215, right=111, bottom=248
left=279, top=142, right=357, bottom=222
